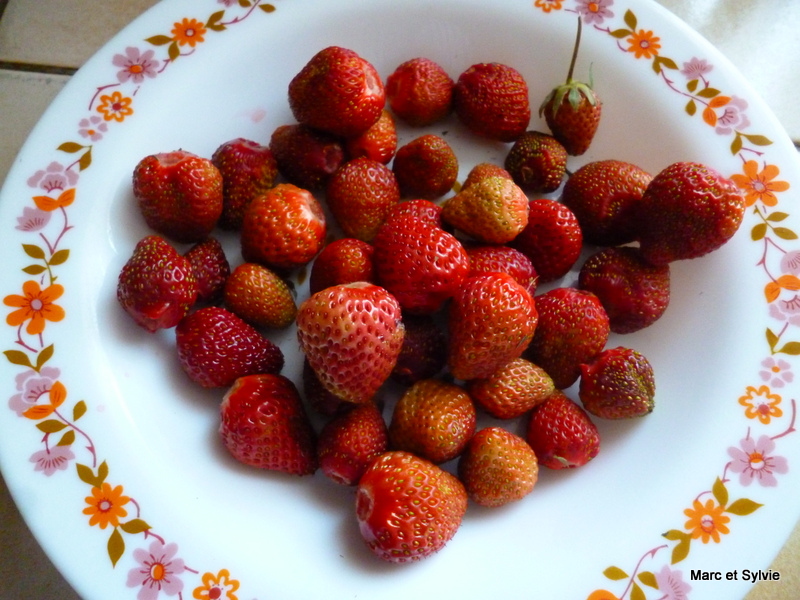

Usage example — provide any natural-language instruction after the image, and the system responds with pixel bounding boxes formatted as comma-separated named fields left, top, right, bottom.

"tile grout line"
left=0, top=60, right=77, bottom=76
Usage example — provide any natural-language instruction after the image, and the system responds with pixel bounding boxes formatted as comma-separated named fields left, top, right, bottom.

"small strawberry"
left=510, top=198, right=583, bottom=283
left=211, top=137, right=278, bottom=230
left=219, top=373, right=317, bottom=475
left=466, top=357, right=554, bottom=420
left=355, top=450, right=468, bottom=563
left=561, top=159, right=652, bottom=246
left=461, top=162, right=513, bottom=190
left=308, top=238, right=375, bottom=295
left=240, top=183, right=326, bottom=271
left=525, top=287, right=609, bottom=389
left=345, top=109, right=398, bottom=164
left=578, top=246, right=670, bottom=334
left=269, top=123, right=346, bottom=190
left=465, top=244, right=538, bottom=296
left=184, top=237, right=230, bottom=304
left=296, top=282, right=405, bottom=404
left=441, top=176, right=529, bottom=244
left=288, top=46, right=385, bottom=138
left=391, top=314, right=447, bottom=385
left=317, top=403, right=388, bottom=485
left=454, top=62, right=531, bottom=142
left=392, top=134, right=459, bottom=200
left=388, top=378, right=477, bottom=464
left=117, top=235, right=198, bottom=332
left=132, top=150, right=223, bottom=243
left=579, top=346, right=656, bottom=419
left=447, top=272, right=538, bottom=380
left=504, top=131, right=568, bottom=193
left=223, top=262, right=297, bottom=329
left=385, top=57, right=454, bottom=126
left=457, top=426, right=539, bottom=507
left=635, top=161, right=746, bottom=265
left=176, top=306, right=284, bottom=388
left=526, top=389, right=600, bottom=469
left=326, top=157, right=401, bottom=242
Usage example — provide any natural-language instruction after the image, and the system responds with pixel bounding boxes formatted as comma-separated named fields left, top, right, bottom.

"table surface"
left=0, top=0, right=798, bottom=598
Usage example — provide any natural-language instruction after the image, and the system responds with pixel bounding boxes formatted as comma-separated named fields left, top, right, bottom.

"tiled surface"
left=0, top=1, right=798, bottom=599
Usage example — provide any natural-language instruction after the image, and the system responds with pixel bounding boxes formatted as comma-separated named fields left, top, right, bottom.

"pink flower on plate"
left=30, top=445, right=75, bottom=475
left=78, top=115, right=108, bottom=142
left=575, top=0, right=614, bottom=24
left=680, top=57, right=713, bottom=80
left=26, top=161, right=79, bottom=193
left=728, top=435, right=788, bottom=486
left=769, top=292, right=800, bottom=327
left=8, top=367, right=61, bottom=417
left=760, top=356, right=793, bottom=388
left=780, top=250, right=800, bottom=275
left=713, top=95, right=750, bottom=135
left=112, top=46, right=161, bottom=84
left=15, top=205, right=51, bottom=232
left=127, top=541, right=186, bottom=600
left=654, top=565, right=692, bottom=600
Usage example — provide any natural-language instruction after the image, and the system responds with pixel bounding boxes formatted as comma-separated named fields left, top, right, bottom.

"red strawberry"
left=510, top=198, right=583, bottom=283
left=211, top=137, right=278, bottom=230
left=345, top=109, right=398, bottom=164
left=373, top=214, right=470, bottom=314
left=383, top=198, right=443, bottom=228
left=223, top=262, right=297, bottom=329
left=184, top=237, right=230, bottom=304
left=219, top=373, right=317, bottom=475
left=466, top=357, right=554, bottom=420
left=525, top=287, right=609, bottom=389
left=308, top=238, right=375, bottom=295
left=561, top=159, right=652, bottom=246
left=240, top=183, right=327, bottom=271
left=296, top=282, right=405, bottom=404
left=269, top=123, right=346, bottom=190
left=579, top=346, right=655, bottom=419
left=326, top=157, right=401, bottom=242
left=355, top=450, right=467, bottom=563
left=442, top=176, right=529, bottom=244
left=132, top=150, right=223, bottom=243
left=302, top=359, right=348, bottom=417
left=117, top=235, right=198, bottom=332
left=635, top=161, right=746, bottom=265
left=447, top=272, right=538, bottom=380
left=526, top=389, right=600, bottom=469
left=578, top=246, right=670, bottom=334
left=457, top=426, right=539, bottom=507
left=465, top=244, right=538, bottom=296
left=176, top=306, right=284, bottom=388
left=461, top=162, right=513, bottom=189
left=454, top=62, right=531, bottom=142
left=385, top=57, right=454, bottom=126
left=288, top=46, right=385, bottom=138
left=391, top=314, right=447, bottom=385
left=388, top=378, right=477, bottom=464
left=504, top=131, right=568, bottom=193
left=392, top=134, right=459, bottom=200
left=317, top=403, right=388, bottom=485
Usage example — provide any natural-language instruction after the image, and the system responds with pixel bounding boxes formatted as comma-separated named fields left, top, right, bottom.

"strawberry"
left=240, top=183, right=327, bottom=271
left=296, top=282, right=405, bottom=404
left=383, top=198, right=443, bottom=228
left=453, top=62, right=531, bottom=142
left=391, top=314, right=447, bottom=385
left=504, top=131, right=568, bottom=193
left=308, top=238, right=375, bottom=295
left=176, top=306, right=284, bottom=388
left=457, top=426, right=539, bottom=507
left=525, top=287, right=609, bottom=389
left=392, top=134, right=459, bottom=200
left=184, top=237, right=230, bottom=304
left=461, top=162, right=513, bottom=189
left=219, top=373, right=317, bottom=475
left=355, top=450, right=467, bottom=563
left=326, top=157, right=401, bottom=242
left=526, top=389, right=600, bottom=469
left=561, top=159, right=652, bottom=246
left=117, top=235, right=198, bottom=332
left=385, top=57, right=454, bottom=126
left=579, top=346, right=656, bottom=419
left=510, top=198, right=583, bottom=283
left=447, top=272, right=538, bottom=381
left=211, top=137, right=278, bottom=230
left=465, top=244, right=538, bottom=296
left=539, top=19, right=601, bottom=155
left=345, top=109, right=398, bottom=164
left=441, top=176, right=529, bottom=244
left=269, top=123, right=346, bottom=190
left=132, top=150, right=223, bottom=243
left=578, top=246, right=670, bottom=334
left=635, top=161, right=746, bottom=265
left=302, top=359, right=348, bottom=417
left=373, top=214, right=469, bottom=314
left=288, top=46, right=385, bottom=138
left=388, top=378, right=477, bottom=464
left=317, top=403, right=388, bottom=485
left=223, top=262, right=297, bottom=329
left=466, top=357, right=554, bottom=419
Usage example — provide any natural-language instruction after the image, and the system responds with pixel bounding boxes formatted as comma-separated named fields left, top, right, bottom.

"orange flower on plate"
left=172, top=18, right=207, bottom=47
left=626, top=29, right=661, bottom=59
left=97, top=90, right=134, bottom=123
left=586, top=590, right=620, bottom=600
left=4, top=280, right=65, bottom=335
left=193, top=569, right=240, bottom=600
left=729, top=160, right=790, bottom=207
left=83, top=482, right=130, bottom=529
left=684, top=498, right=730, bottom=543
left=739, top=385, right=783, bottom=424
left=533, top=0, right=563, bottom=13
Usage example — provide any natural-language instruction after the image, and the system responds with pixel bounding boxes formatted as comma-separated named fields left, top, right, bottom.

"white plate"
left=2, top=1, right=799, bottom=599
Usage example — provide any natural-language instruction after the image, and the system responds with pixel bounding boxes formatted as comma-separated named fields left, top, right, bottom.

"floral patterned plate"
left=1, top=0, right=799, bottom=599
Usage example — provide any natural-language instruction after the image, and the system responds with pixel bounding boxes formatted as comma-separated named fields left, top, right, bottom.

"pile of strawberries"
left=116, top=32, right=746, bottom=565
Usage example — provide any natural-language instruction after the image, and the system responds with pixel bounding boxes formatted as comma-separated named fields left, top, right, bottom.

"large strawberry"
left=579, top=346, right=656, bottom=419
left=317, top=403, right=388, bottom=486
left=355, top=451, right=467, bottom=563
left=296, top=282, right=405, bottom=404
left=385, top=57, right=454, bottom=127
